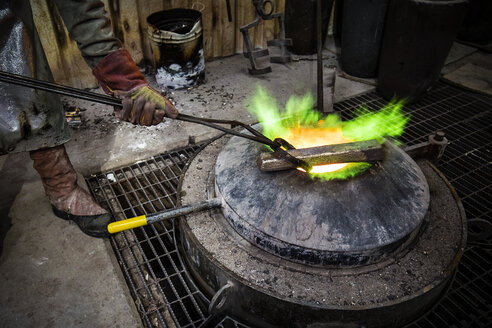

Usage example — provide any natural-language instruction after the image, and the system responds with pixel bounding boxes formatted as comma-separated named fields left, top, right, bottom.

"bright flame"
left=247, top=85, right=409, bottom=180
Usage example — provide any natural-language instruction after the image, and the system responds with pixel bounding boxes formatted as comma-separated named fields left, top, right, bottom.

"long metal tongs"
left=0, top=70, right=311, bottom=171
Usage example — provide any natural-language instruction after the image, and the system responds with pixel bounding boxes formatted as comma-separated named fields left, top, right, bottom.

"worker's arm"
left=53, top=0, right=119, bottom=68
left=53, top=0, right=177, bottom=125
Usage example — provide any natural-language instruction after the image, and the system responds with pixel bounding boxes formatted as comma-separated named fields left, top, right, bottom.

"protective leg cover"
left=30, top=145, right=111, bottom=237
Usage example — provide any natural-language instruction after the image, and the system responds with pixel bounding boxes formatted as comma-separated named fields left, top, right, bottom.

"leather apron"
left=0, top=0, right=70, bottom=155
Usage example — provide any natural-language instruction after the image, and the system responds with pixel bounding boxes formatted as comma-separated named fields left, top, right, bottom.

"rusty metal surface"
left=257, top=139, right=384, bottom=171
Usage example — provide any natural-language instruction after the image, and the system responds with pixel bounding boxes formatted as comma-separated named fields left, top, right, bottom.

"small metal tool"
left=107, top=198, right=222, bottom=233
left=257, top=139, right=384, bottom=171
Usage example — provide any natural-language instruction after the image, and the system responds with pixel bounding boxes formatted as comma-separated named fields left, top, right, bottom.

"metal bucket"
left=147, top=9, right=205, bottom=90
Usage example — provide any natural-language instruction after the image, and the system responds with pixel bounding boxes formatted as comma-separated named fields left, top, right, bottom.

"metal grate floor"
left=86, top=82, right=491, bottom=328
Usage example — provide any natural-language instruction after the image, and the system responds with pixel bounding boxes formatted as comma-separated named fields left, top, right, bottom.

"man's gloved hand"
left=114, top=86, right=178, bottom=126
left=92, top=49, right=178, bottom=126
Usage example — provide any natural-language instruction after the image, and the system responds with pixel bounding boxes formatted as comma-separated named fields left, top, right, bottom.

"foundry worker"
left=0, top=1, right=178, bottom=237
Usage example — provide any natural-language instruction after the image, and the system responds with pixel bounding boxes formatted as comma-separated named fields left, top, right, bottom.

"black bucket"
left=339, top=0, right=390, bottom=78
left=147, top=9, right=205, bottom=89
left=377, top=0, right=468, bottom=102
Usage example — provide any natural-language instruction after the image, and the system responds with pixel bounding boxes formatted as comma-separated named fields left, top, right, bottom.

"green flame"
left=248, top=85, right=409, bottom=180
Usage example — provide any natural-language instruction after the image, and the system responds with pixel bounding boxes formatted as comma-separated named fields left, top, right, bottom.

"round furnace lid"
left=214, top=135, right=430, bottom=266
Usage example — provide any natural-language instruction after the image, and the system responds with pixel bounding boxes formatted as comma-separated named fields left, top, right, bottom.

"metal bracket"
left=207, top=282, right=233, bottom=315
left=403, top=131, right=448, bottom=164
left=240, top=0, right=292, bottom=75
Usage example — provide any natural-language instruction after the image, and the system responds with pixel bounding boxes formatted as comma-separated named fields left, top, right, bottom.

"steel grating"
left=86, top=81, right=491, bottom=327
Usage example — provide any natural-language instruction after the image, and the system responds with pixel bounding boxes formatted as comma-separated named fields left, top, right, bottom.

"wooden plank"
left=236, top=0, right=256, bottom=54
left=104, top=0, right=144, bottom=65
left=200, top=0, right=214, bottom=59
left=219, top=0, right=236, bottom=56
left=234, top=0, right=245, bottom=54
left=212, top=1, right=221, bottom=58
left=31, top=0, right=98, bottom=88
left=32, top=0, right=289, bottom=86
left=136, top=0, right=165, bottom=67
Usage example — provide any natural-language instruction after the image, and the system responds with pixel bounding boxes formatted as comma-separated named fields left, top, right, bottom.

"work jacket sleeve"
left=53, top=0, right=121, bottom=69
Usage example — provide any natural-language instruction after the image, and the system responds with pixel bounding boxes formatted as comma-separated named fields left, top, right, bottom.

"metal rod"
left=257, top=139, right=384, bottom=171
left=107, top=198, right=222, bottom=233
left=0, top=70, right=311, bottom=170
left=0, top=70, right=275, bottom=146
left=147, top=198, right=222, bottom=224
left=0, top=70, right=120, bottom=106
left=316, top=0, right=324, bottom=113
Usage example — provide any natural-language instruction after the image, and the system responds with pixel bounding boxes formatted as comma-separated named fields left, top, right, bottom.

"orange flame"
left=282, top=123, right=353, bottom=173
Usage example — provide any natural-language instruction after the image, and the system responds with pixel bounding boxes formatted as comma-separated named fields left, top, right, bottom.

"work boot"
left=29, top=145, right=111, bottom=238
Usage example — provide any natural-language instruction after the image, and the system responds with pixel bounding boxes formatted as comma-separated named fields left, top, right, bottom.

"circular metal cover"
left=215, top=136, right=430, bottom=266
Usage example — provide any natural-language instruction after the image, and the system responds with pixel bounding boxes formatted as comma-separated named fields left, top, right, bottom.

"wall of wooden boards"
left=30, top=0, right=285, bottom=88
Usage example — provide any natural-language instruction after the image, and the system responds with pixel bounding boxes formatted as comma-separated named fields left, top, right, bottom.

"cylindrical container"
left=147, top=9, right=205, bottom=90
left=284, top=0, right=333, bottom=55
left=340, top=0, right=390, bottom=78
left=377, top=0, right=468, bottom=102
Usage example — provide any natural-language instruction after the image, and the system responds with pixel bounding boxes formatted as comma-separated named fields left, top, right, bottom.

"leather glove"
left=92, top=49, right=178, bottom=126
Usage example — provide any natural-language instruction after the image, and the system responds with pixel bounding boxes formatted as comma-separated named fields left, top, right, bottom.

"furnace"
left=179, top=133, right=466, bottom=327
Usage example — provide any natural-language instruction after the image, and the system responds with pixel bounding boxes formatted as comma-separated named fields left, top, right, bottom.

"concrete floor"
left=0, top=43, right=478, bottom=327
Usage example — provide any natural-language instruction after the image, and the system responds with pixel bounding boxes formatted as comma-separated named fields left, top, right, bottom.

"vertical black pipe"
left=316, top=0, right=323, bottom=113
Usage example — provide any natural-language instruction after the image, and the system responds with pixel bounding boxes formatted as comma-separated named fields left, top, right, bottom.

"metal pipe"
left=0, top=72, right=275, bottom=146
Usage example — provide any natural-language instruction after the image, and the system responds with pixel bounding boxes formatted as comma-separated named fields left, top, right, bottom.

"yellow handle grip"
left=107, top=215, right=148, bottom=234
